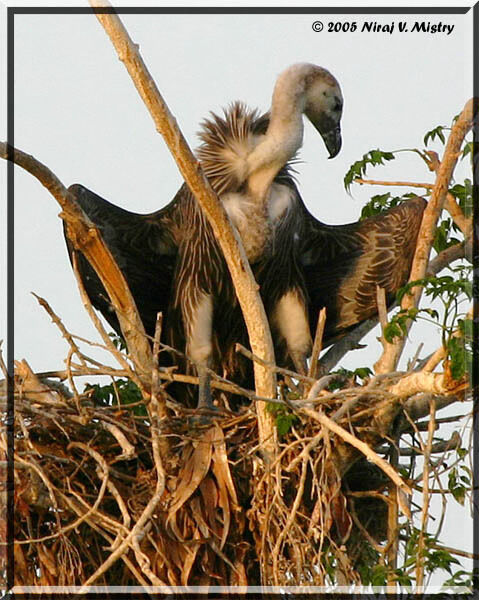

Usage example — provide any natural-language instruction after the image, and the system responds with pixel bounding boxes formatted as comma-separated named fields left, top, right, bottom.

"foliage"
left=403, top=528, right=460, bottom=576
left=423, top=124, right=448, bottom=146
left=266, top=400, right=299, bottom=436
left=359, top=191, right=419, bottom=220
left=109, top=331, right=127, bottom=351
left=449, top=178, right=473, bottom=219
left=432, top=218, right=462, bottom=253
left=327, top=366, right=373, bottom=390
left=383, top=266, right=472, bottom=380
left=343, top=149, right=395, bottom=191
left=339, top=114, right=474, bottom=589
left=85, top=378, right=147, bottom=416
left=447, top=464, right=472, bottom=506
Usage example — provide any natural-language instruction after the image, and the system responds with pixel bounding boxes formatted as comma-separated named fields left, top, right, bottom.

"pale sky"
left=1, top=0, right=475, bottom=588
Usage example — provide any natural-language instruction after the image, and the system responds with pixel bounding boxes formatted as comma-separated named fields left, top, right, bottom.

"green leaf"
left=449, top=179, right=473, bottom=217
left=359, top=192, right=415, bottom=220
left=432, top=218, right=461, bottom=253
left=344, top=149, right=396, bottom=191
left=424, top=125, right=447, bottom=146
left=85, top=378, right=145, bottom=415
left=384, top=307, right=430, bottom=342
left=108, top=332, right=127, bottom=351
left=353, top=367, right=373, bottom=380
left=266, top=402, right=298, bottom=436
left=369, top=565, right=388, bottom=586
left=448, top=467, right=466, bottom=505
left=448, top=337, right=466, bottom=380
left=276, top=413, right=298, bottom=436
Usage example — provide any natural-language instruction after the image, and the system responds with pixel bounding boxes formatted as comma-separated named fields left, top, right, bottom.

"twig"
left=416, top=397, right=436, bottom=587
left=32, top=293, right=87, bottom=368
left=235, top=343, right=315, bottom=384
left=149, top=311, right=170, bottom=468
left=301, top=407, right=411, bottom=496
left=271, top=455, right=308, bottom=584
left=101, top=422, right=135, bottom=459
left=59, top=491, right=150, bottom=586
left=71, top=253, right=146, bottom=394
left=308, top=307, right=327, bottom=380
left=426, top=241, right=467, bottom=276
left=78, top=452, right=167, bottom=589
left=376, top=431, right=461, bottom=456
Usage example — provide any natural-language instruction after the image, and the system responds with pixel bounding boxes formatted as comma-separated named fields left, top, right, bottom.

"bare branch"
left=388, top=370, right=467, bottom=397
left=301, top=407, right=412, bottom=496
left=374, top=98, right=476, bottom=374
left=319, top=315, right=379, bottom=373
left=355, top=178, right=433, bottom=189
left=308, top=307, right=327, bottom=380
left=0, top=142, right=153, bottom=376
left=89, top=0, right=276, bottom=455
left=427, top=241, right=467, bottom=276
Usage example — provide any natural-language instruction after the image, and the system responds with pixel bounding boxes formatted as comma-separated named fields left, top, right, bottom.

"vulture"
left=65, top=63, right=425, bottom=410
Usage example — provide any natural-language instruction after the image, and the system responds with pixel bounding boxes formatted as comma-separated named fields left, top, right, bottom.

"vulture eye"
left=333, top=98, right=342, bottom=112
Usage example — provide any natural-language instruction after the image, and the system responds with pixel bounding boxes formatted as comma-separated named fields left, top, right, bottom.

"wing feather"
left=299, top=197, right=426, bottom=342
left=64, top=183, right=181, bottom=338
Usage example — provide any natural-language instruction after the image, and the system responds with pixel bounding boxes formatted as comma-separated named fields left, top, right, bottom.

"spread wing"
left=64, top=183, right=182, bottom=338
left=299, top=197, right=426, bottom=343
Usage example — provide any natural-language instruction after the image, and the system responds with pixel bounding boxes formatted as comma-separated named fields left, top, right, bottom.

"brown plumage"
left=298, top=198, right=426, bottom=345
left=65, top=64, right=424, bottom=409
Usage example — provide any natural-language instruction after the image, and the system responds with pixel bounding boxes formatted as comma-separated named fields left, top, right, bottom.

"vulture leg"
left=271, top=289, right=312, bottom=379
left=184, top=292, right=217, bottom=411
left=197, top=364, right=214, bottom=409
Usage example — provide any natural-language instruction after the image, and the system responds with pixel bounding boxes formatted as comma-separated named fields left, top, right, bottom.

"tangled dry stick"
left=4, top=307, right=472, bottom=588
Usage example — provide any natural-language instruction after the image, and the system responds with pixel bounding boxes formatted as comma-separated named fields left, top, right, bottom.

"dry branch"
left=0, top=142, right=153, bottom=376
left=301, top=407, right=411, bottom=497
left=88, top=0, right=276, bottom=455
left=374, top=98, right=476, bottom=374
left=308, top=307, right=327, bottom=380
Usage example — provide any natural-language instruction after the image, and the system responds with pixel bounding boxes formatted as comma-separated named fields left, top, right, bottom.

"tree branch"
left=319, top=315, right=379, bottom=373
left=89, top=0, right=276, bottom=456
left=374, top=99, right=476, bottom=374
left=0, top=142, right=153, bottom=377
left=426, top=241, right=467, bottom=276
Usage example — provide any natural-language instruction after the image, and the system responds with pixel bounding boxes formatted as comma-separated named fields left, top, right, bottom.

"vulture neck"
left=247, top=69, right=306, bottom=201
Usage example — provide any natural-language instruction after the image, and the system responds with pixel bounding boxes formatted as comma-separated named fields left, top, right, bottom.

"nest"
left=6, top=355, right=414, bottom=589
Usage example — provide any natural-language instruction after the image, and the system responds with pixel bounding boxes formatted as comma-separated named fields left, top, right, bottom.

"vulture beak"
left=322, top=124, right=342, bottom=159
left=308, top=113, right=342, bottom=159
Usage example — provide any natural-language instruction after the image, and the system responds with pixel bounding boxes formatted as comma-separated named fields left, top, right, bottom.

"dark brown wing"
left=299, top=197, right=426, bottom=343
left=64, top=183, right=181, bottom=338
